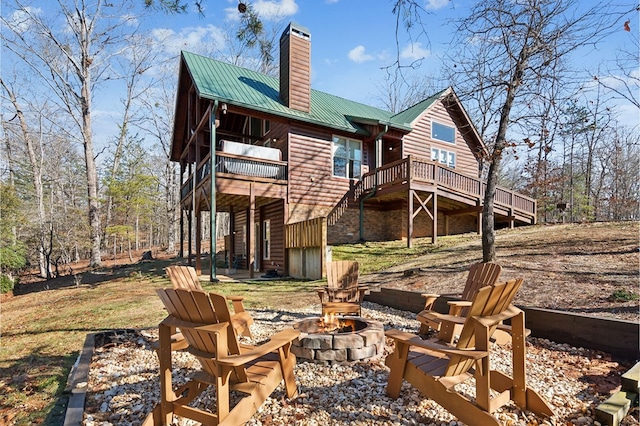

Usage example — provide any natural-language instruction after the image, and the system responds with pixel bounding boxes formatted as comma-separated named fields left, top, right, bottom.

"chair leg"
left=385, top=342, right=409, bottom=398
left=279, top=344, right=298, bottom=398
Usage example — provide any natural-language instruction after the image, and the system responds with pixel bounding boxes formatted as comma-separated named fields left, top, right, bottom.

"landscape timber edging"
left=63, top=332, right=95, bottom=426
left=365, top=287, right=639, bottom=360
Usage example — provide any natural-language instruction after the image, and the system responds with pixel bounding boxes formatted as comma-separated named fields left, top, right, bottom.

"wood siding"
left=279, top=26, right=311, bottom=112
left=288, top=127, right=355, bottom=207
left=259, top=200, right=285, bottom=272
left=232, top=209, right=248, bottom=270
left=403, top=101, right=480, bottom=177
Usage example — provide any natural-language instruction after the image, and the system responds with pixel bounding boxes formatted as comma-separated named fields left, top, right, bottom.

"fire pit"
left=289, top=315, right=385, bottom=364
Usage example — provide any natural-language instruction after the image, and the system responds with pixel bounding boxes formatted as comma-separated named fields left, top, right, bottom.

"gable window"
left=332, top=136, right=362, bottom=179
left=431, top=148, right=456, bottom=168
left=432, top=121, right=455, bottom=144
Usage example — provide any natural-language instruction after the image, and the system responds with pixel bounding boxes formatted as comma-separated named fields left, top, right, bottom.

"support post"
left=210, top=101, right=219, bottom=281
left=195, top=209, right=202, bottom=273
left=431, top=191, right=437, bottom=245
left=249, top=183, right=255, bottom=278
left=476, top=199, right=482, bottom=235
left=407, top=190, right=414, bottom=248
left=179, top=163, right=185, bottom=258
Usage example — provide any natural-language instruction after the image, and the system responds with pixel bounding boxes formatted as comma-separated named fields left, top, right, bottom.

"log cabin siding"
left=232, top=209, right=248, bottom=269
left=259, top=200, right=285, bottom=272
left=287, top=127, right=356, bottom=207
left=403, top=101, right=480, bottom=177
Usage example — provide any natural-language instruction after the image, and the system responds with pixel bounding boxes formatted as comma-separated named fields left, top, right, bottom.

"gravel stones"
left=82, top=302, right=638, bottom=426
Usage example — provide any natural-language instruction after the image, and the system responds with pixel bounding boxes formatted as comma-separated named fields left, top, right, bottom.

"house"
left=170, top=22, right=536, bottom=280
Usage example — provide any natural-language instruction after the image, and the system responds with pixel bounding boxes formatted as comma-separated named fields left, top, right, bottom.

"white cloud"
left=348, top=45, right=374, bottom=63
left=227, top=0, right=298, bottom=21
left=254, top=0, right=298, bottom=18
left=400, top=42, right=431, bottom=60
left=7, top=7, right=42, bottom=34
left=151, top=25, right=226, bottom=57
left=424, top=0, right=450, bottom=10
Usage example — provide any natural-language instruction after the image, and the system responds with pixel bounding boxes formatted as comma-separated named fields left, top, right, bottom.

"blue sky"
left=141, top=0, right=459, bottom=105
left=3, top=0, right=638, bottom=149
left=138, top=0, right=638, bottom=102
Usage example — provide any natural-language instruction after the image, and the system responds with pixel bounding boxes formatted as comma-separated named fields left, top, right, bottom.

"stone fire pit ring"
left=289, top=316, right=385, bottom=364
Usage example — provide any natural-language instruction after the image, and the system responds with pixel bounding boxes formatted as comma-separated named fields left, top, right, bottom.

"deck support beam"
left=431, top=191, right=437, bottom=244
left=477, top=200, right=482, bottom=235
left=407, top=190, right=437, bottom=246
left=407, top=190, right=413, bottom=248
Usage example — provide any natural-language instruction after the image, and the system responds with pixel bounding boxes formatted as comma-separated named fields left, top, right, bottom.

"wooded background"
left=1, top=0, right=637, bottom=285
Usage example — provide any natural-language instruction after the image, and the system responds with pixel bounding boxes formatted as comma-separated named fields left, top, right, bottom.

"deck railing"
left=328, top=156, right=536, bottom=225
left=180, top=152, right=288, bottom=201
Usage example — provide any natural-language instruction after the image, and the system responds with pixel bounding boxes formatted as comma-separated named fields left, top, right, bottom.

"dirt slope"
left=359, top=222, right=639, bottom=322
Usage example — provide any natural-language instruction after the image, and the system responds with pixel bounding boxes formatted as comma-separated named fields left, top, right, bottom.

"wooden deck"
left=179, top=151, right=288, bottom=211
left=329, top=156, right=536, bottom=227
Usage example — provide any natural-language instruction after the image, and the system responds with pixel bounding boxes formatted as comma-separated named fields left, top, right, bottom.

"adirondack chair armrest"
left=423, top=312, right=468, bottom=325
left=447, top=300, right=472, bottom=316
left=472, top=305, right=522, bottom=328
left=316, top=287, right=328, bottom=303
left=385, top=329, right=488, bottom=360
left=228, top=295, right=248, bottom=313
left=420, top=293, right=439, bottom=310
left=162, top=316, right=228, bottom=334
left=216, top=329, right=301, bottom=367
left=356, top=286, right=369, bottom=302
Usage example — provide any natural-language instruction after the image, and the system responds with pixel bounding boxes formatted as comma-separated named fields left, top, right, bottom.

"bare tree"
left=591, top=14, right=640, bottom=109
left=444, top=0, right=627, bottom=261
left=138, top=64, right=180, bottom=253
left=1, top=0, right=140, bottom=267
left=104, top=32, right=158, bottom=238
left=1, top=78, right=53, bottom=278
left=374, top=70, right=442, bottom=114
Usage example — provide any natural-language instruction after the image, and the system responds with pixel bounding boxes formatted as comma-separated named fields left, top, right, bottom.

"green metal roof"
left=181, top=51, right=415, bottom=135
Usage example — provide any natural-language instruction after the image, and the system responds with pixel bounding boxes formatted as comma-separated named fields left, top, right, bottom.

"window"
left=432, top=121, right=455, bottom=144
left=431, top=148, right=456, bottom=168
left=332, top=136, right=362, bottom=179
left=262, top=220, right=270, bottom=260
left=245, top=116, right=270, bottom=143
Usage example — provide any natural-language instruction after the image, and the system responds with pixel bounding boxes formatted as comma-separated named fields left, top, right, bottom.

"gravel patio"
left=80, top=301, right=638, bottom=426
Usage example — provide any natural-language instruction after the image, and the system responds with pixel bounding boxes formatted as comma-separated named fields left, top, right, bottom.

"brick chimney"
left=279, top=23, right=311, bottom=113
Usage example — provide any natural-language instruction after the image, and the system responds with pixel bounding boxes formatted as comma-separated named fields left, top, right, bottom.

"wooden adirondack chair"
left=385, top=278, right=554, bottom=426
left=143, top=288, right=300, bottom=426
left=417, top=262, right=502, bottom=341
left=317, top=260, right=368, bottom=316
left=166, top=265, right=254, bottom=338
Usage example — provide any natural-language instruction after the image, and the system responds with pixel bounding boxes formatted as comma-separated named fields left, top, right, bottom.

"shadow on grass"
left=0, top=348, right=77, bottom=426
left=14, top=258, right=181, bottom=296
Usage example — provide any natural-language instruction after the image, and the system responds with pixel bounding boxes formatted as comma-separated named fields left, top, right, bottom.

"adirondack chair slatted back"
left=326, top=261, right=360, bottom=302
left=460, top=262, right=502, bottom=303
left=157, top=288, right=243, bottom=374
left=446, top=278, right=524, bottom=377
left=166, top=265, right=203, bottom=291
